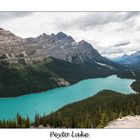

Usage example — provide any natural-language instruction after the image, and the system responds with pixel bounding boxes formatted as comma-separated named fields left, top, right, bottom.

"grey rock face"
left=0, top=28, right=24, bottom=54
left=0, top=28, right=45, bottom=64
left=0, top=28, right=122, bottom=70
left=25, top=32, right=121, bottom=70
left=25, top=32, right=100, bottom=63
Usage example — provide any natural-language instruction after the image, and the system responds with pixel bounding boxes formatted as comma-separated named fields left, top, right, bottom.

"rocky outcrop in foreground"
left=105, top=115, right=140, bottom=128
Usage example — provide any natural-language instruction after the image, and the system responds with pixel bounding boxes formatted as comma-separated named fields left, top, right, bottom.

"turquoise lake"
left=0, top=75, right=135, bottom=121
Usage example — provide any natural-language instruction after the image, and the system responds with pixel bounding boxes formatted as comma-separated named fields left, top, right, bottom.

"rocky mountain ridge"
left=26, top=32, right=101, bottom=64
left=25, top=31, right=124, bottom=70
left=0, top=27, right=124, bottom=71
left=113, top=51, right=140, bottom=68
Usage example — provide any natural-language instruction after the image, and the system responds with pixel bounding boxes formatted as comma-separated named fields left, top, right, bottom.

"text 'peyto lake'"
left=0, top=75, right=135, bottom=120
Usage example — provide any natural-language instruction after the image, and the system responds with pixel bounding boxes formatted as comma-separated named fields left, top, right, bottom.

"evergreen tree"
left=34, top=113, right=40, bottom=127
left=25, top=117, right=30, bottom=128
left=16, top=113, right=23, bottom=128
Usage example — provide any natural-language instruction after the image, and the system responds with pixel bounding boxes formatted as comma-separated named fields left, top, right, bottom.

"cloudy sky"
left=0, top=12, right=140, bottom=58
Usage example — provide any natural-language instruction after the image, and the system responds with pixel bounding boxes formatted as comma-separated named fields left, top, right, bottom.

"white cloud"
left=0, top=12, right=33, bottom=23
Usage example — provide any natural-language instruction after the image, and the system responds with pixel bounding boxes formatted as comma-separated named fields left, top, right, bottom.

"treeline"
left=0, top=113, right=52, bottom=128
left=40, top=90, right=140, bottom=128
left=0, top=57, right=114, bottom=97
left=0, top=114, right=30, bottom=128
left=131, top=80, right=140, bottom=93
left=1, top=90, right=140, bottom=128
left=117, top=70, right=140, bottom=92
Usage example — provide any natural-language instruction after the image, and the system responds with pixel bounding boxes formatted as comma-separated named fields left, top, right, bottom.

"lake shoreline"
left=0, top=75, right=135, bottom=121
left=0, top=75, right=112, bottom=99
left=1, top=74, right=138, bottom=99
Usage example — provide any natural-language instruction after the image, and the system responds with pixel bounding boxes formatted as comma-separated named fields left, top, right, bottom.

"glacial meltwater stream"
left=0, top=75, right=135, bottom=120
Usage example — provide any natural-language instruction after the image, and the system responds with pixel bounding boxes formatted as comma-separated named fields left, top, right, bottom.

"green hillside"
left=39, top=90, right=140, bottom=128
left=0, top=57, right=114, bottom=97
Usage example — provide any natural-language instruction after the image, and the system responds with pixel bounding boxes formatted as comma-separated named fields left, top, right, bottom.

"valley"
left=0, top=75, right=135, bottom=121
left=0, top=28, right=126, bottom=97
left=0, top=27, right=140, bottom=128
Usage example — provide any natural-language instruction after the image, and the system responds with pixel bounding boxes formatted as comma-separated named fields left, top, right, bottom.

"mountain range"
left=0, top=28, right=124, bottom=70
left=113, top=51, right=140, bottom=69
left=0, top=27, right=125, bottom=97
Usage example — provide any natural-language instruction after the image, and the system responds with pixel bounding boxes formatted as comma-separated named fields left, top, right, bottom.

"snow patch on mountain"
left=95, top=61, right=116, bottom=70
